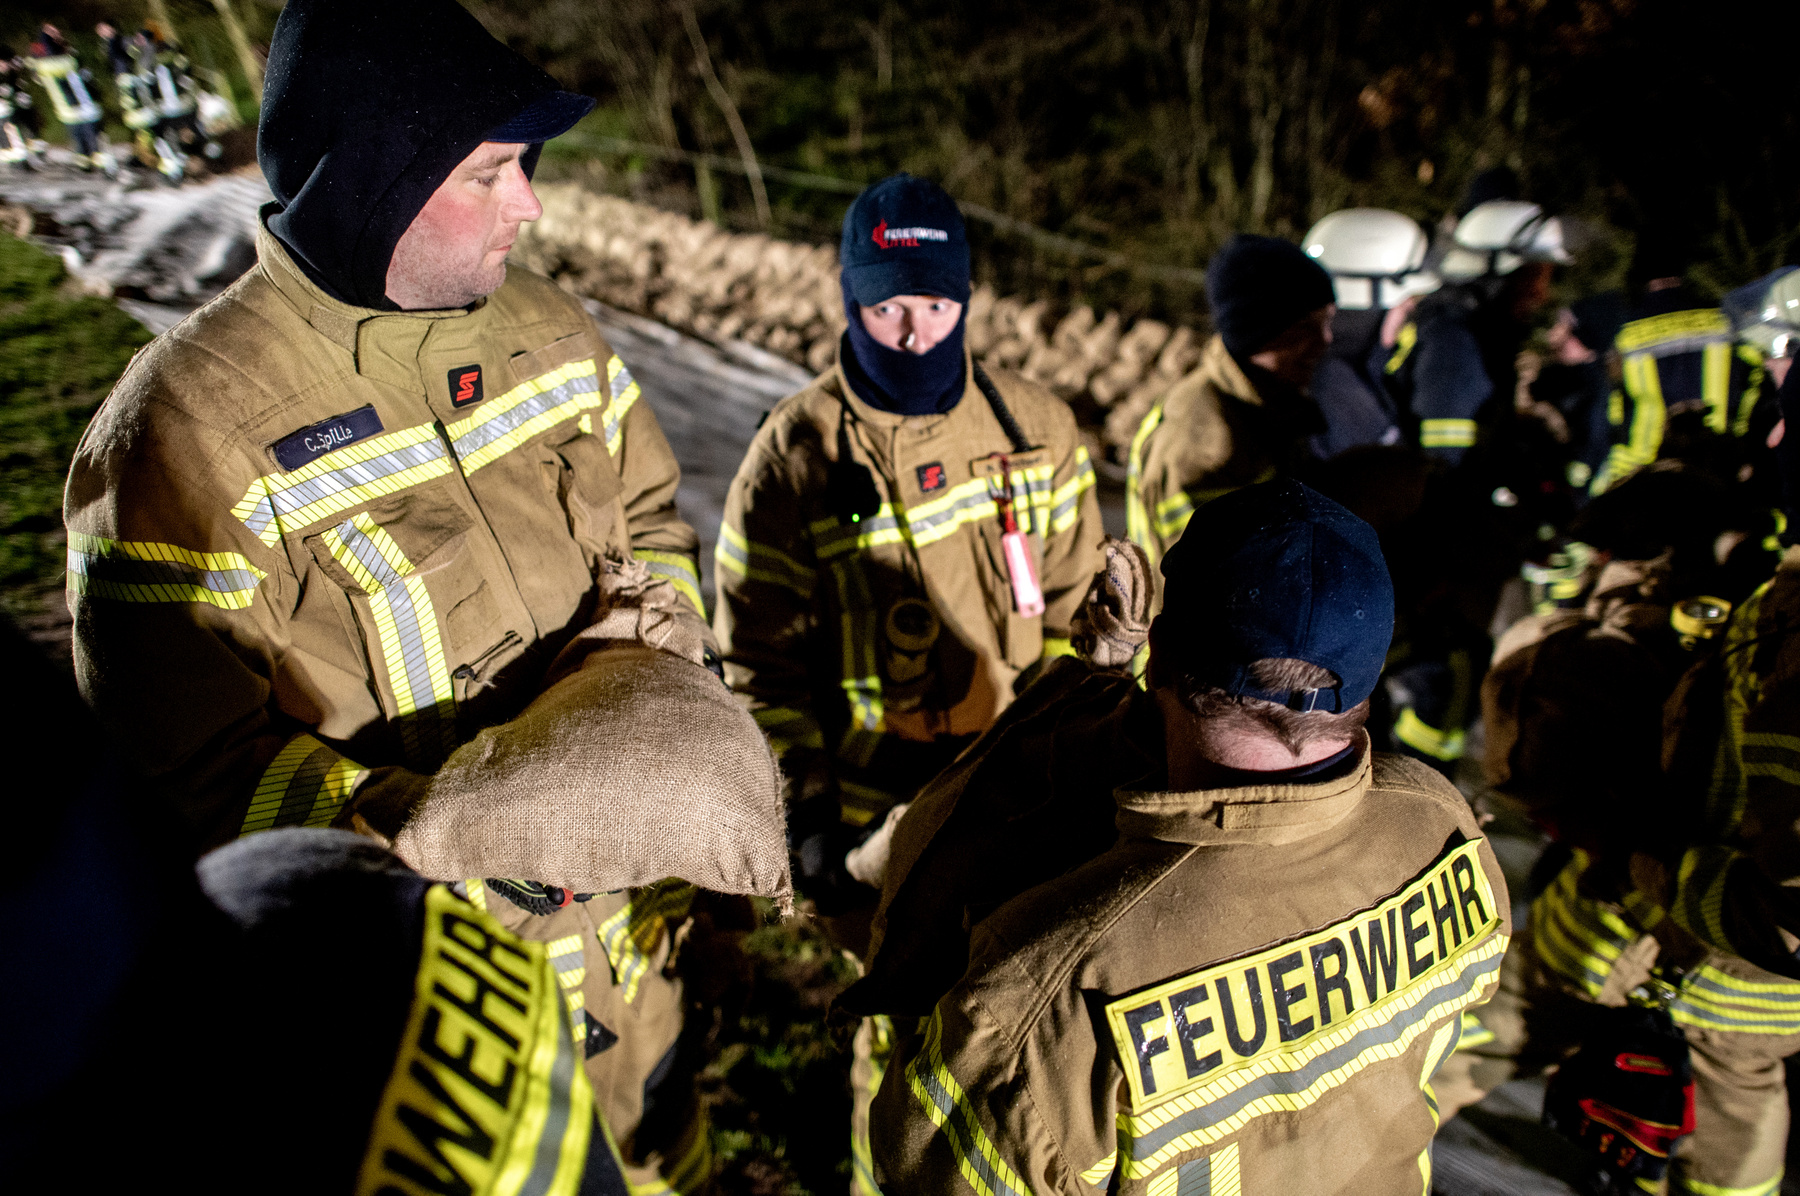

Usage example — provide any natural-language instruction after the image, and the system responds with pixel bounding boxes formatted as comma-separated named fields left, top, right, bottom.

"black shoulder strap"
left=971, top=362, right=1035, bottom=454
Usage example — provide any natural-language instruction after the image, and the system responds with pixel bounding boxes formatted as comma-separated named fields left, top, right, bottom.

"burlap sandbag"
left=393, top=640, right=792, bottom=912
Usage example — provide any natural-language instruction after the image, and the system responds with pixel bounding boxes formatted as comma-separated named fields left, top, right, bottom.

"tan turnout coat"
left=714, top=346, right=1104, bottom=822
left=871, top=739, right=1512, bottom=1196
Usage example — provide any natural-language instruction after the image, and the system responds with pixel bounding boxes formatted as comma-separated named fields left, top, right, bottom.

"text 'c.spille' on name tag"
left=271, top=405, right=386, bottom=472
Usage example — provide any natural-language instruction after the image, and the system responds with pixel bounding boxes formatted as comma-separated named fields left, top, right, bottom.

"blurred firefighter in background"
left=26, top=24, right=113, bottom=174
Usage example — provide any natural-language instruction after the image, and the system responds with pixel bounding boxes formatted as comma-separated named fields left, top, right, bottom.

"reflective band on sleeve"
left=240, top=733, right=367, bottom=836
left=1673, top=1176, right=1785, bottom=1196
left=906, top=1009, right=1039, bottom=1196
left=1703, top=341, right=1733, bottom=435
left=1419, top=418, right=1478, bottom=449
left=1108, top=837, right=1506, bottom=1180
left=321, top=512, right=459, bottom=766
left=1385, top=321, right=1418, bottom=374
left=716, top=522, right=818, bottom=597
left=1125, top=403, right=1165, bottom=552
left=600, top=356, right=642, bottom=457
left=1454, top=1010, right=1496, bottom=1051
left=1671, top=844, right=1738, bottom=957
left=1153, top=491, right=1196, bottom=541
left=355, top=884, right=593, bottom=1196
left=66, top=532, right=267, bottom=610
left=232, top=422, right=453, bottom=547
left=635, top=549, right=704, bottom=614
left=827, top=558, right=886, bottom=768
left=752, top=706, right=825, bottom=755
left=594, top=880, right=696, bottom=1004
left=1393, top=707, right=1467, bottom=762
left=1041, top=637, right=1075, bottom=660
left=1671, top=963, right=1800, bottom=1036
left=1079, top=1153, right=1117, bottom=1189
left=546, top=933, right=588, bottom=1046
left=447, top=359, right=604, bottom=474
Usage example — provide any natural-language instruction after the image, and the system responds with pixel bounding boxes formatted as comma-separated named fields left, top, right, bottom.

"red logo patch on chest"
left=448, top=364, right=484, bottom=408
left=917, top=462, right=948, bottom=493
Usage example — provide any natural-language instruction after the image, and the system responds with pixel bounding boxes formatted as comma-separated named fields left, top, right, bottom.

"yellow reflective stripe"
left=1622, top=351, right=1668, bottom=463
left=1734, top=346, right=1765, bottom=438
left=1153, top=490, right=1197, bottom=541
left=839, top=779, right=896, bottom=828
left=1116, top=934, right=1507, bottom=1178
left=1703, top=342, right=1733, bottom=435
left=546, top=933, right=588, bottom=1045
left=1385, top=321, right=1418, bottom=374
left=905, top=467, right=1056, bottom=550
left=635, top=549, right=703, bottom=614
left=828, top=558, right=886, bottom=765
left=1125, top=402, right=1165, bottom=551
left=659, top=1105, right=714, bottom=1195
left=1616, top=308, right=1731, bottom=353
left=1042, top=636, right=1075, bottom=661
left=813, top=503, right=910, bottom=560
left=1454, top=1009, right=1497, bottom=1051
left=1050, top=446, right=1097, bottom=533
left=356, top=884, right=593, bottom=1196
left=1740, top=732, right=1800, bottom=786
left=1419, top=418, right=1478, bottom=449
left=1142, top=1142, right=1240, bottom=1196
left=601, top=356, right=642, bottom=456
left=240, top=733, right=367, bottom=836
left=1531, top=859, right=1635, bottom=999
left=464, top=877, right=489, bottom=911
left=752, top=706, right=826, bottom=754
left=1393, top=707, right=1466, bottom=762
left=231, top=422, right=452, bottom=547
left=716, top=521, right=817, bottom=596
left=320, top=512, right=458, bottom=765
left=447, top=359, right=605, bottom=474
left=1672, top=845, right=1738, bottom=955
left=595, top=880, right=695, bottom=1004
left=1673, top=1171, right=1784, bottom=1196
left=66, top=532, right=267, bottom=609
left=1079, top=1152, right=1117, bottom=1188
left=906, top=1009, right=1038, bottom=1196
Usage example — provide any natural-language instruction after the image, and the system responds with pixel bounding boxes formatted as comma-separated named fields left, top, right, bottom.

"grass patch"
left=0, top=232, right=151, bottom=618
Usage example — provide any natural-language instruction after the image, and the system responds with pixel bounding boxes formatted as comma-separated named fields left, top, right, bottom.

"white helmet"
left=1451, top=200, right=1573, bottom=276
left=1303, top=209, right=1429, bottom=311
left=1725, top=267, right=1800, bottom=358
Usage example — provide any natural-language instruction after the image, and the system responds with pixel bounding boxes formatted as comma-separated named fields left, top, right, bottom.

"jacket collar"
left=255, top=218, right=489, bottom=387
left=1113, top=732, right=1372, bottom=847
left=1194, top=333, right=1265, bottom=407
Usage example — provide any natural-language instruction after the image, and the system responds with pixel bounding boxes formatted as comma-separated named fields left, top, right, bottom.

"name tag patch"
left=1105, top=837, right=1503, bottom=1117
left=271, top=405, right=385, bottom=472
left=448, top=364, right=484, bottom=408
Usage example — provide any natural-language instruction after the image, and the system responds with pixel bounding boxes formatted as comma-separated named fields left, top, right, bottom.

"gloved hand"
left=1542, top=1002, right=1696, bottom=1194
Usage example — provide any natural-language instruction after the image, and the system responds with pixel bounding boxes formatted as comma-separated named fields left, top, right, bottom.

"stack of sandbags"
left=518, top=182, right=1209, bottom=459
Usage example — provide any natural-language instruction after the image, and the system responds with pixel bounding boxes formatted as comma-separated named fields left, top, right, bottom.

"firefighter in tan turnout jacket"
left=1128, top=235, right=1335, bottom=571
left=62, top=2, right=709, bottom=1190
left=870, top=481, right=1511, bottom=1196
left=715, top=175, right=1103, bottom=904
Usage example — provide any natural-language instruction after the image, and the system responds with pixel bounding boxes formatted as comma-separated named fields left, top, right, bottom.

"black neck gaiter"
left=840, top=276, right=967, bottom=415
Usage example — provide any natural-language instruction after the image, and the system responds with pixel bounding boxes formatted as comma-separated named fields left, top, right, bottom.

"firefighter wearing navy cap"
left=867, top=479, right=1511, bottom=1195
left=714, top=173, right=1103, bottom=916
left=62, top=0, right=711, bottom=1189
left=1127, top=234, right=1334, bottom=571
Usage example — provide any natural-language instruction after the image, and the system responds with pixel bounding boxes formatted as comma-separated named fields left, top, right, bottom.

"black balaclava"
left=840, top=276, right=969, bottom=415
left=258, top=0, right=584, bottom=310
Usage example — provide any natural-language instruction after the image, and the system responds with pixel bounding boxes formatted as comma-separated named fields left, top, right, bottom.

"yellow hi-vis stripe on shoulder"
left=1393, top=707, right=1467, bottom=762
left=906, top=1009, right=1038, bottom=1196
left=634, top=549, right=704, bottom=615
left=595, top=880, right=696, bottom=1004
left=1107, top=838, right=1505, bottom=1180
left=1616, top=307, right=1731, bottom=355
left=232, top=422, right=453, bottom=547
left=1051, top=447, right=1097, bottom=533
left=1125, top=402, right=1165, bottom=552
left=1703, top=341, right=1733, bottom=435
left=355, top=885, right=593, bottom=1196
left=66, top=532, right=267, bottom=609
left=447, top=359, right=604, bottom=474
left=1419, top=418, right=1477, bottom=449
left=321, top=512, right=459, bottom=766
left=240, top=733, right=367, bottom=836
left=601, top=356, right=642, bottom=457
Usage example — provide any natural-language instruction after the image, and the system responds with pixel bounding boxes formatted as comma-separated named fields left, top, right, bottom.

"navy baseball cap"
left=840, top=174, right=971, bottom=306
left=1156, top=479, right=1394, bottom=712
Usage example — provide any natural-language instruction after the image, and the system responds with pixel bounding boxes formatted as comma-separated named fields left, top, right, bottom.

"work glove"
left=1542, top=1002, right=1696, bottom=1195
left=1069, top=536, right=1153, bottom=670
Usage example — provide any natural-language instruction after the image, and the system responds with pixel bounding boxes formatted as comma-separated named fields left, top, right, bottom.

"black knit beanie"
left=258, top=0, right=591, bottom=309
left=1206, top=234, right=1336, bottom=362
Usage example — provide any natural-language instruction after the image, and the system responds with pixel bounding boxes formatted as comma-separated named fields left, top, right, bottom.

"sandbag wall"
left=516, top=183, right=1208, bottom=459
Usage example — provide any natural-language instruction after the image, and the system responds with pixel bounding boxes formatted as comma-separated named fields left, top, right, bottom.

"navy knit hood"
left=258, top=0, right=592, bottom=309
